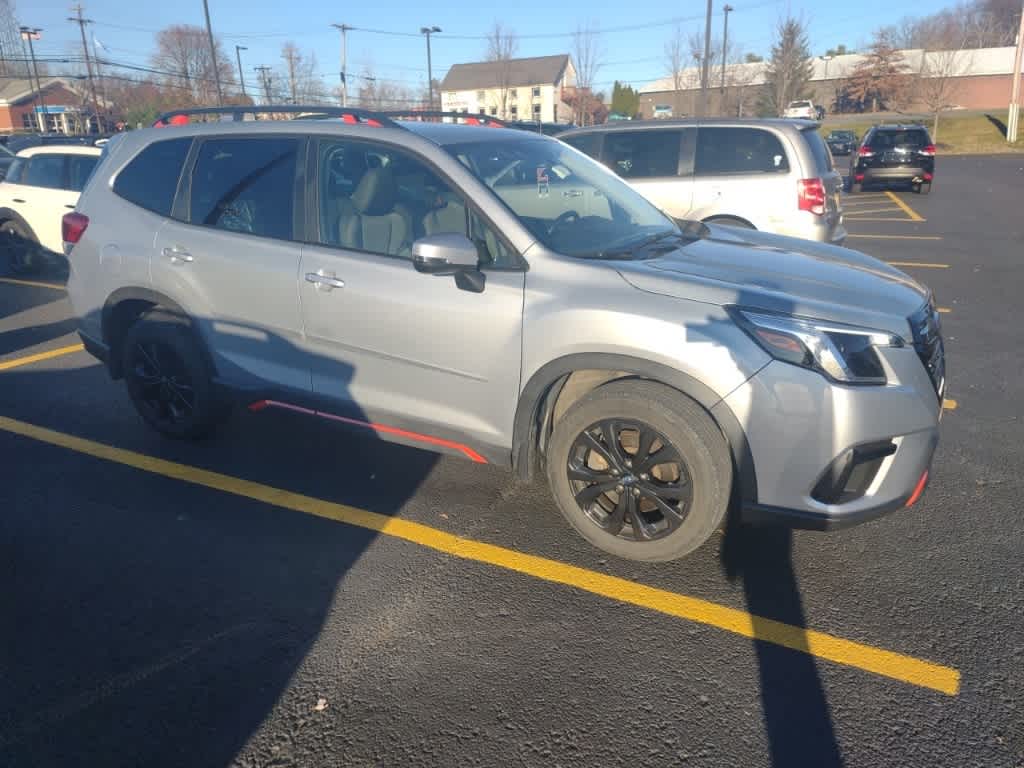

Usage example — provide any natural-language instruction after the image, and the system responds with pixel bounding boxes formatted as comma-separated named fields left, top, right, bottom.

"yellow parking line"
left=843, top=207, right=907, bottom=216
left=0, top=343, right=84, bottom=372
left=843, top=217, right=925, bottom=223
left=885, top=192, right=925, bottom=222
left=885, top=261, right=950, bottom=268
left=849, top=235, right=943, bottom=241
left=0, top=277, right=66, bottom=291
left=943, top=399, right=958, bottom=410
left=938, top=307, right=952, bottom=313
left=0, top=414, right=961, bottom=696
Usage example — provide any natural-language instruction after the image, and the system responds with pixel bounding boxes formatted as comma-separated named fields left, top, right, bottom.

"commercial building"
left=441, top=54, right=576, bottom=123
left=639, top=46, right=1019, bottom=118
left=0, top=77, right=99, bottom=134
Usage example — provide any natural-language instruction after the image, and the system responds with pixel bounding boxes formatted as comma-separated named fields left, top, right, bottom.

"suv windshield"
left=446, top=138, right=678, bottom=257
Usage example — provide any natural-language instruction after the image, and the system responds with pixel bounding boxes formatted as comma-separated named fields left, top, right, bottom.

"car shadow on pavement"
left=0, top=318, right=441, bottom=768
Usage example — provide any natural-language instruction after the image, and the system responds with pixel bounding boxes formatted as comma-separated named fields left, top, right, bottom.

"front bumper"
left=715, top=348, right=941, bottom=530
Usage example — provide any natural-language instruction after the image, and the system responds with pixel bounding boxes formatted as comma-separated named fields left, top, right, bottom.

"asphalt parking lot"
left=2, top=154, right=1022, bottom=768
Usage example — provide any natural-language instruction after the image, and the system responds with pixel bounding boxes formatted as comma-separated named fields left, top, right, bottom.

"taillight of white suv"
left=62, top=212, right=89, bottom=246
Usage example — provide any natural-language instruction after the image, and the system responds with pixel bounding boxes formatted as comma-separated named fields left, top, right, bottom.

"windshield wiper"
left=590, top=229, right=688, bottom=259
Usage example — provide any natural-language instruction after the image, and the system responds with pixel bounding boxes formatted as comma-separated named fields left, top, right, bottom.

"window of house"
left=490, top=107, right=498, bottom=116
left=114, top=137, right=193, bottom=216
left=694, top=127, right=790, bottom=175
left=603, top=130, right=683, bottom=178
left=509, top=89, right=517, bottom=101
left=532, top=86, right=541, bottom=98
left=189, top=136, right=299, bottom=240
left=532, top=104, right=542, bottom=119
left=510, top=105, right=518, bottom=117
left=477, top=90, right=486, bottom=101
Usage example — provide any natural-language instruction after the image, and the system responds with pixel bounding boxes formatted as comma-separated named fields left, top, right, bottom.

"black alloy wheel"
left=567, top=418, right=693, bottom=542
left=128, top=340, right=197, bottom=430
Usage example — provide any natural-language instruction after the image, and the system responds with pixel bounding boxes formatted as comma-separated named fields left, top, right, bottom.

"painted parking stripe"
left=843, top=217, right=926, bottom=223
left=938, top=307, right=952, bottom=313
left=849, top=235, right=943, bottom=241
left=0, top=344, right=84, bottom=372
left=943, top=399, right=958, bottom=411
left=885, top=192, right=926, bottom=222
left=884, top=261, right=950, bottom=268
left=843, top=207, right=910, bottom=216
left=0, top=415, right=961, bottom=696
left=0, top=277, right=66, bottom=291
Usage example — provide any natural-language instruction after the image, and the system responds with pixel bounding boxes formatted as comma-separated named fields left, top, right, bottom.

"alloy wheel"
left=129, top=341, right=196, bottom=427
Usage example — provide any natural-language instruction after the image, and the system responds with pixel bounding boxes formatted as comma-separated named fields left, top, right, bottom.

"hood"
left=616, top=223, right=930, bottom=337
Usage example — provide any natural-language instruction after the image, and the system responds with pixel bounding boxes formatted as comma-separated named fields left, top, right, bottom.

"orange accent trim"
left=905, top=470, right=929, bottom=507
left=248, top=399, right=487, bottom=463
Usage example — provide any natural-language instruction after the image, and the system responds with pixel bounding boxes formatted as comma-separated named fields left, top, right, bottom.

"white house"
left=440, top=54, right=576, bottom=124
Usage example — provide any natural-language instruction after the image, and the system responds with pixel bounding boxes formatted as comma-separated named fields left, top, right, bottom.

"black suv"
left=849, top=124, right=935, bottom=194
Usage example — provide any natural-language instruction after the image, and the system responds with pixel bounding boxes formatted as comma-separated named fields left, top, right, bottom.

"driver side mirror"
left=411, top=233, right=486, bottom=293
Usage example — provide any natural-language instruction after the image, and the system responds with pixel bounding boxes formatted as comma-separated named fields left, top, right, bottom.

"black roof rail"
left=152, top=105, right=397, bottom=128
left=380, top=110, right=507, bottom=128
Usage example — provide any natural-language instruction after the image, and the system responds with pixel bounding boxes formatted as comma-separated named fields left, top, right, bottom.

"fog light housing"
left=811, top=440, right=897, bottom=504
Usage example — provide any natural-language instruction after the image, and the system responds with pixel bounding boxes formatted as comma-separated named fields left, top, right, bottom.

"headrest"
left=351, top=167, right=396, bottom=215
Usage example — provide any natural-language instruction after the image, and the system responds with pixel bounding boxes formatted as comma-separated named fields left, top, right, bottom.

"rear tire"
left=122, top=309, right=222, bottom=440
left=1, top=220, right=38, bottom=274
left=545, top=380, right=732, bottom=562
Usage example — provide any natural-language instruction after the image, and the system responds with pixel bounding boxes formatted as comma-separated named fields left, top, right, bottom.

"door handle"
left=161, top=246, right=194, bottom=263
left=305, top=270, right=345, bottom=290
left=64, top=204, right=76, bottom=209
left=12, top=198, right=25, bottom=203
left=562, top=189, right=583, bottom=198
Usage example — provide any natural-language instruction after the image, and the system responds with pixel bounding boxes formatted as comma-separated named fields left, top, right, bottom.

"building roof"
left=639, top=45, right=1018, bottom=94
left=441, top=55, right=571, bottom=91
left=0, top=77, right=75, bottom=105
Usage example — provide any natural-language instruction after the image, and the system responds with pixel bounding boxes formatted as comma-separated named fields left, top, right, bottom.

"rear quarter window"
left=5, top=157, right=26, bottom=184
left=801, top=129, right=834, bottom=173
left=113, top=137, right=193, bottom=216
left=695, top=127, right=790, bottom=175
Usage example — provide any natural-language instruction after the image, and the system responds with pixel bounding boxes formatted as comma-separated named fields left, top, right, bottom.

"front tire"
left=122, top=309, right=221, bottom=440
left=546, top=380, right=732, bottom=562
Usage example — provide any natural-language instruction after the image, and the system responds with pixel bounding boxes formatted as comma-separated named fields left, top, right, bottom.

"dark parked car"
left=506, top=120, right=574, bottom=136
left=849, top=124, right=935, bottom=195
left=825, top=129, right=857, bottom=155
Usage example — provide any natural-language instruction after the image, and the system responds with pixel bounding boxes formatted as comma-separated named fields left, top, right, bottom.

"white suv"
left=0, top=144, right=101, bottom=272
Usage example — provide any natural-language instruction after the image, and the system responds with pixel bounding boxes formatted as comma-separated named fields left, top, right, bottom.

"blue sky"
left=24, top=0, right=954, bottom=95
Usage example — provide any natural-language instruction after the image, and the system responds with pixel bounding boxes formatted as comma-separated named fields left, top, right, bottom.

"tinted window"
left=801, top=129, right=834, bottom=172
left=68, top=154, right=100, bottom=192
left=561, top=133, right=601, bottom=159
left=190, top=137, right=298, bottom=240
left=5, top=157, right=26, bottom=184
left=114, top=138, right=192, bottom=216
left=24, top=155, right=65, bottom=189
left=603, top=130, right=682, bottom=178
left=869, top=129, right=930, bottom=150
left=695, top=128, right=790, bottom=175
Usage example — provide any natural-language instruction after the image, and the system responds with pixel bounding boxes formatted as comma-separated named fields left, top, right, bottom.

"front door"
left=298, top=137, right=525, bottom=461
left=151, top=135, right=309, bottom=394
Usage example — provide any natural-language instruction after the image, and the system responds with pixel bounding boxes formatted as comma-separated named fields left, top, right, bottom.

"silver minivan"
left=560, top=118, right=846, bottom=245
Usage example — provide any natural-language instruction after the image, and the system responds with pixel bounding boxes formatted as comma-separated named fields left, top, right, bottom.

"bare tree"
left=664, top=24, right=687, bottom=96
left=152, top=24, right=235, bottom=106
left=485, top=22, right=519, bottom=119
left=354, top=63, right=414, bottom=110
left=280, top=42, right=324, bottom=104
left=572, top=22, right=604, bottom=126
left=919, top=43, right=973, bottom=141
left=762, top=16, right=813, bottom=116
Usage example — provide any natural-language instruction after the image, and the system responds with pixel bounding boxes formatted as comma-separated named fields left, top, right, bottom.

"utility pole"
left=201, top=0, right=224, bottom=105
left=420, top=25, right=441, bottom=110
left=235, top=45, right=247, bottom=98
left=721, top=4, right=733, bottom=97
left=699, top=0, right=713, bottom=116
left=69, top=5, right=103, bottom=133
left=254, top=65, right=273, bottom=103
left=331, top=23, right=353, bottom=107
left=19, top=27, right=47, bottom=132
left=90, top=32, right=109, bottom=126
left=1009, top=2, right=1024, bottom=144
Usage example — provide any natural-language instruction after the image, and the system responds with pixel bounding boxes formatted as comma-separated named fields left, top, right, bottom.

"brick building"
left=1, top=77, right=97, bottom=134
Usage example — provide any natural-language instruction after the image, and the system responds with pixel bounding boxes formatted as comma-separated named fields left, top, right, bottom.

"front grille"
left=909, top=300, right=945, bottom=399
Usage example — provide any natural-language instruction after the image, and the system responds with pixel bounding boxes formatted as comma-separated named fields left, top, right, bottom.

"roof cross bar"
left=152, top=105, right=397, bottom=128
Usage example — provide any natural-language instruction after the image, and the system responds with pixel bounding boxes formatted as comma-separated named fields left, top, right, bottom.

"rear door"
left=599, top=129, right=693, bottom=219
left=690, top=126, right=793, bottom=229
left=9, top=153, right=71, bottom=252
left=151, top=135, right=309, bottom=393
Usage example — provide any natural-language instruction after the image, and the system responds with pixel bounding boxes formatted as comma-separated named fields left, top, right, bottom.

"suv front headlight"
left=730, top=308, right=904, bottom=385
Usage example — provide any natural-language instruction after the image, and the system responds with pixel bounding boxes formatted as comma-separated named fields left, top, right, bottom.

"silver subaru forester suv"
left=66, top=107, right=944, bottom=562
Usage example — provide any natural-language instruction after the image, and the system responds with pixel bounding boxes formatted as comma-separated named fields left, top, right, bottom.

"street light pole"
left=721, top=4, right=733, bottom=96
left=699, top=0, right=713, bottom=116
left=1008, top=2, right=1024, bottom=144
left=201, top=0, right=224, bottom=105
left=420, top=26, right=441, bottom=110
left=331, top=23, right=353, bottom=107
left=19, top=27, right=48, bottom=132
left=235, top=45, right=247, bottom=98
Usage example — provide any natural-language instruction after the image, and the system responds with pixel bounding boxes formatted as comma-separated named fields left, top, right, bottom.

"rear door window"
left=24, top=155, right=66, bottom=189
left=801, top=129, right=834, bottom=173
left=695, top=127, right=790, bottom=175
left=68, top=155, right=100, bottom=192
left=5, top=157, right=26, bottom=184
left=602, top=130, right=683, bottom=178
left=189, top=137, right=299, bottom=240
left=114, top=137, right=192, bottom=216
left=561, top=133, right=602, bottom=160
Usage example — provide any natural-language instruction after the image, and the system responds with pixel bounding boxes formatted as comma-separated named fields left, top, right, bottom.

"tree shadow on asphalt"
left=0, top=314, right=442, bottom=768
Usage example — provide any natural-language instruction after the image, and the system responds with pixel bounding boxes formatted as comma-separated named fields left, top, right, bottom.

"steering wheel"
left=547, top=210, right=581, bottom=237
